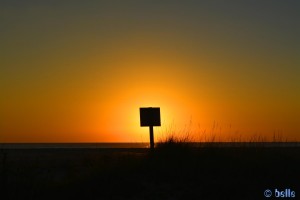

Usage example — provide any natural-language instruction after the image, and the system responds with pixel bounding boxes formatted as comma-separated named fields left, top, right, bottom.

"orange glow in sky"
left=1, top=1, right=299, bottom=142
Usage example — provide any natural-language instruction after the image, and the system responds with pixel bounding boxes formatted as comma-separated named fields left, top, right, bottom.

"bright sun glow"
left=1, top=1, right=299, bottom=142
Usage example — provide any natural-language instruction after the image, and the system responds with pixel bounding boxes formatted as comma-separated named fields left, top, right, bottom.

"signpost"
left=139, top=107, right=161, bottom=149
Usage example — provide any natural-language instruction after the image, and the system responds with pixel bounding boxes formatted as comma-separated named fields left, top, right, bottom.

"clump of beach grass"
left=154, top=120, right=293, bottom=150
left=156, top=120, right=195, bottom=150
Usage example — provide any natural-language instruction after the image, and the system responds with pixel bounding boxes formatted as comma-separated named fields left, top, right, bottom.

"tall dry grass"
left=155, top=121, right=293, bottom=149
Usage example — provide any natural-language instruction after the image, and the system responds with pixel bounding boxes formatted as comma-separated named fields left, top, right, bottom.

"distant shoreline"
left=0, top=142, right=299, bottom=149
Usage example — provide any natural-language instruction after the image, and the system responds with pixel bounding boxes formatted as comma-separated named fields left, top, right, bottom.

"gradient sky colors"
left=1, top=1, right=299, bottom=142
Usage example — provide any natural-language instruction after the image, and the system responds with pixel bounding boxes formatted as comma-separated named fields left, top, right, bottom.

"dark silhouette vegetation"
left=1, top=139, right=299, bottom=199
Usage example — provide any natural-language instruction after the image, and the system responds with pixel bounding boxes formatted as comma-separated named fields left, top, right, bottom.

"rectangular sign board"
left=140, top=107, right=161, bottom=127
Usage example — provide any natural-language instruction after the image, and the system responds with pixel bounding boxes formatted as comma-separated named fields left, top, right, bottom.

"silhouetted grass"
left=1, top=132, right=299, bottom=199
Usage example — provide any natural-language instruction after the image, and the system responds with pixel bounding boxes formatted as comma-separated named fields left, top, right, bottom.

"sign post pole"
left=149, top=126, right=154, bottom=150
left=139, top=107, right=161, bottom=150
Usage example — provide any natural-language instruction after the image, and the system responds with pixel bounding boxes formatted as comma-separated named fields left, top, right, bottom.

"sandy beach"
left=1, top=144, right=299, bottom=199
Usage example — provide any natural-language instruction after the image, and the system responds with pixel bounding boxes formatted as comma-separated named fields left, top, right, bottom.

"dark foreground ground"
left=0, top=145, right=299, bottom=200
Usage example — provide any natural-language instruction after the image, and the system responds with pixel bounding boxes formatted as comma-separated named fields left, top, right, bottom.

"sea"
left=0, top=142, right=299, bottom=149
left=0, top=143, right=149, bottom=149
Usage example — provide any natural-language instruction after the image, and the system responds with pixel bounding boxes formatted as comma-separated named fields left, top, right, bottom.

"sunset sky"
left=1, top=1, right=299, bottom=142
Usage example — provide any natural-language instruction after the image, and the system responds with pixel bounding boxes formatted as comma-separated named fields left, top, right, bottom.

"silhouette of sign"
left=140, top=107, right=161, bottom=127
left=139, top=107, right=161, bottom=149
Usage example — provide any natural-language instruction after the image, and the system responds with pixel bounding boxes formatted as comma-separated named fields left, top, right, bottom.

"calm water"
left=0, top=143, right=149, bottom=149
left=0, top=142, right=299, bottom=149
